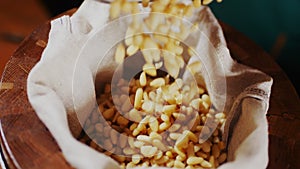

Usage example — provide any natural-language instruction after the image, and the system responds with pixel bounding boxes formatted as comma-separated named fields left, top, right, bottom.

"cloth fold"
left=27, top=0, right=272, bottom=169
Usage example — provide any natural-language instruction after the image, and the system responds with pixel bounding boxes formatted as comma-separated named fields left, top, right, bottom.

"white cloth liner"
left=27, top=0, right=272, bottom=168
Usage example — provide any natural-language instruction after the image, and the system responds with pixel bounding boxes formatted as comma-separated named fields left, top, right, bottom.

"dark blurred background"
left=210, top=0, right=300, bottom=95
left=0, top=0, right=299, bottom=94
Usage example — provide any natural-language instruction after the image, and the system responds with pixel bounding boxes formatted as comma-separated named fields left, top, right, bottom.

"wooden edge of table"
left=0, top=8, right=300, bottom=169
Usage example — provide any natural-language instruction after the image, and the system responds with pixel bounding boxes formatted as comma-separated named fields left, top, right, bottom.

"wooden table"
left=1, top=9, right=299, bottom=169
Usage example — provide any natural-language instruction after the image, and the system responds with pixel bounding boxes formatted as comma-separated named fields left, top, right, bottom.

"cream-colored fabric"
left=27, top=0, right=272, bottom=169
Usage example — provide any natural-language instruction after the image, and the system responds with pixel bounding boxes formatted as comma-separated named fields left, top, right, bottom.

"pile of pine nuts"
left=79, top=75, right=227, bottom=168
left=78, top=0, right=227, bottom=168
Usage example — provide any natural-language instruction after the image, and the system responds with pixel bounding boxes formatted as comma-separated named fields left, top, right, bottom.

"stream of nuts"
left=78, top=0, right=227, bottom=168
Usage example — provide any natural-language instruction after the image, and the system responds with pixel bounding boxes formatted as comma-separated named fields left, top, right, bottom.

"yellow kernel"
left=174, top=160, right=185, bottom=168
left=159, top=122, right=171, bottom=131
left=133, top=140, right=145, bottom=148
left=134, top=88, right=143, bottom=109
left=166, top=151, right=173, bottom=158
left=175, top=134, right=189, bottom=149
left=152, top=139, right=167, bottom=151
left=169, top=133, right=181, bottom=140
left=168, top=123, right=181, bottom=132
left=201, top=160, right=212, bottom=168
left=132, top=154, right=142, bottom=164
left=143, top=63, right=157, bottom=76
left=123, top=147, right=136, bottom=155
left=126, top=45, right=139, bottom=56
left=150, top=78, right=165, bottom=88
left=163, top=105, right=176, bottom=116
left=187, top=156, right=204, bottom=165
left=161, top=114, right=170, bottom=122
left=133, top=34, right=144, bottom=47
left=193, top=0, right=201, bottom=8
left=129, top=109, right=142, bottom=122
left=202, top=0, right=213, bottom=5
left=154, top=150, right=163, bottom=160
left=215, top=112, right=226, bottom=119
left=139, top=72, right=147, bottom=87
left=115, top=43, right=125, bottom=64
left=187, top=61, right=202, bottom=75
left=110, top=1, right=121, bottom=19
left=141, top=146, right=158, bottom=158
left=149, top=117, right=159, bottom=132
left=137, top=135, right=152, bottom=143
left=163, top=51, right=180, bottom=78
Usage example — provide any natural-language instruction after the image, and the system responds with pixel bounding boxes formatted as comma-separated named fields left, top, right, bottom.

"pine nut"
left=175, top=134, right=189, bottom=149
left=163, top=51, right=180, bottom=78
left=168, top=123, right=181, bottom=132
left=123, top=147, right=136, bottom=155
left=110, top=130, right=118, bottom=145
left=141, top=146, right=158, bottom=158
left=148, top=132, right=162, bottom=141
left=139, top=72, right=147, bottom=87
left=201, top=160, right=212, bottom=168
left=115, top=43, right=125, bottom=64
left=163, top=105, right=176, bottom=116
left=187, top=156, right=204, bottom=165
left=187, top=61, right=202, bottom=75
left=137, top=135, right=152, bottom=143
left=143, top=63, right=157, bottom=76
left=149, top=116, right=159, bottom=132
left=169, top=133, right=181, bottom=140
left=150, top=78, right=165, bottom=88
left=102, top=108, right=115, bottom=120
left=202, top=141, right=211, bottom=153
left=110, top=0, right=121, bottom=19
left=212, top=144, right=220, bottom=158
left=117, top=115, right=129, bottom=126
left=152, top=139, right=167, bottom=151
left=218, top=153, right=227, bottom=164
left=119, top=134, right=127, bottom=148
left=159, top=121, right=171, bottom=131
left=132, top=154, right=142, bottom=164
left=133, top=140, right=145, bottom=148
left=203, top=0, right=214, bottom=5
left=174, top=160, right=185, bottom=168
left=126, top=45, right=139, bottom=56
left=134, top=88, right=143, bottom=109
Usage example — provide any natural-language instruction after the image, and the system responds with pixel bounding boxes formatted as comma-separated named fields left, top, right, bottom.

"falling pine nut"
left=115, top=43, right=125, bottom=64
left=126, top=45, right=139, bottom=56
left=88, top=1, right=227, bottom=167
left=143, top=63, right=157, bottom=76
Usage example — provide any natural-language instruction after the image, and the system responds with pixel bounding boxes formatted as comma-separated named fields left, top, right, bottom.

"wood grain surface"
left=0, top=9, right=299, bottom=169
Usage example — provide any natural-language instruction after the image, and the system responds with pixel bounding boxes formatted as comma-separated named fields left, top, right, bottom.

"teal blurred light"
left=210, top=0, right=300, bottom=93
